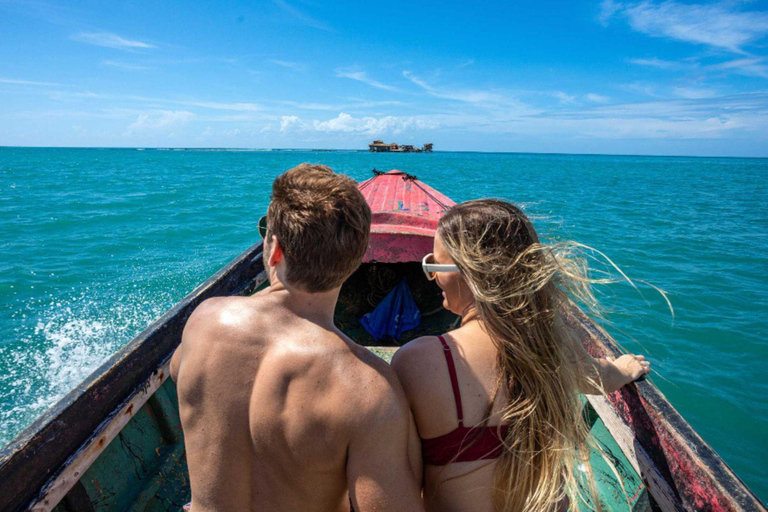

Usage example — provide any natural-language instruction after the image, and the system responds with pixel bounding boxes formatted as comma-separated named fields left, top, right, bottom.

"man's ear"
left=268, top=235, right=283, bottom=267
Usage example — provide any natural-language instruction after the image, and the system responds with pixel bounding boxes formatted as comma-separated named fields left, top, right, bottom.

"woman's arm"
left=559, top=315, right=650, bottom=394
left=589, top=354, right=651, bottom=394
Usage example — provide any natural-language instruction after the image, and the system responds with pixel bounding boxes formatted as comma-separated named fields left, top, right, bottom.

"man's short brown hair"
left=267, top=164, right=371, bottom=293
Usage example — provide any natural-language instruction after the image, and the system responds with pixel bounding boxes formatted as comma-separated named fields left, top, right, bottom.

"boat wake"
left=0, top=291, right=174, bottom=448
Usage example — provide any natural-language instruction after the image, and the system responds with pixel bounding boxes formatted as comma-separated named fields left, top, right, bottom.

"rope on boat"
left=410, top=179, right=451, bottom=211
left=357, top=169, right=381, bottom=192
left=362, top=169, right=450, bottom=212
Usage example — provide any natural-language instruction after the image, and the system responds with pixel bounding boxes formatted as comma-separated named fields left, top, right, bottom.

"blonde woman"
left=392, top=199, right=650, bottom=512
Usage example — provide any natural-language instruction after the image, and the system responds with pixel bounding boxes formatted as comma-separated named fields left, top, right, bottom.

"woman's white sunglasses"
left=422, top=253, right=459, bottom=281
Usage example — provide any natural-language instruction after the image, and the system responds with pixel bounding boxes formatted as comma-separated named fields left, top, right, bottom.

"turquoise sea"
left=1, top=148, right=766, bottom=502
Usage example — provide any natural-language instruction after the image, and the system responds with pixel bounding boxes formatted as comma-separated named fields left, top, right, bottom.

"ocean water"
left=1, top=147, right=766, bottom=502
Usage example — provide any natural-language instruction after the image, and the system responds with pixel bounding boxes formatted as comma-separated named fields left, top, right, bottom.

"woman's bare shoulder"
left=391, top=335, right=447, bottom=387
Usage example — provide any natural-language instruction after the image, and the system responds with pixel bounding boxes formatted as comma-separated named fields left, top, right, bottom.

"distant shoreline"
left=1, top=146, right=767, bottom=160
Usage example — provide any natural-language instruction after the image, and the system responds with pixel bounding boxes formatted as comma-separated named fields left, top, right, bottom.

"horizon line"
left=1, top=145, right=767, bottom=160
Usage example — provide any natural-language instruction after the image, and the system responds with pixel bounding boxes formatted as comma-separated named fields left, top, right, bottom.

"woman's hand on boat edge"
left=606, top=354, right=651, bottom=389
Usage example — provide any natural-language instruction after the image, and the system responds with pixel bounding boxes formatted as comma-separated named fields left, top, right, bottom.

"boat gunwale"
left=0, top=241, right=266, bottom=512
left=566, top=306, right=767, bottom=512
left=29, top=360, right=175, bottom=512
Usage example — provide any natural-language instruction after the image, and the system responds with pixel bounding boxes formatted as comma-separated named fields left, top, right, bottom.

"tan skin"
left=391, top=235, right=650, bottom=512
left=171, top=233, right=425, bottom=512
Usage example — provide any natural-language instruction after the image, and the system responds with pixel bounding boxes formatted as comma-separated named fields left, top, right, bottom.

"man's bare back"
left=171, top=288, right=422, bottom=512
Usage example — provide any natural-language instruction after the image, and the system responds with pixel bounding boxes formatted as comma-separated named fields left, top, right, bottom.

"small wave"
left=0, top=290, right=174, bottom=447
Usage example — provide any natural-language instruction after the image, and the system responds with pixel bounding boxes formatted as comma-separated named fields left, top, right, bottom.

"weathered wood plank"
left=587, top=394, right=685, bottom=512
left=0, top=243, right=265, bottom=512
left=29, top=362, right=172, bottom=512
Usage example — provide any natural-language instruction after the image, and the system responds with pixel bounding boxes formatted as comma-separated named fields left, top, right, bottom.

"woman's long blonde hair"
left=437, top=199, right=600, bottom=512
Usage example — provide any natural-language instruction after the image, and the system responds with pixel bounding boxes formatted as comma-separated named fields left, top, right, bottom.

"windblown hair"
left=437, top=199, right=600, bottom=512
left=268, top=163, right=371, bottom=293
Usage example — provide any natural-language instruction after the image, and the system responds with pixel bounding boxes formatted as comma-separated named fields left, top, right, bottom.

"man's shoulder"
left=342, top=342, right=399, bottom=386
left=338, top=345, right=410, bottom=423
left=183, top=295, right=272, bottom=347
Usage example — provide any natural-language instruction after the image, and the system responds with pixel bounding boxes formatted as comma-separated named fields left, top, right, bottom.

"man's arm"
left=347, top=387, right=425, bottom=512
left=406, top=411, right=423, bottom=488
left=170, top=344, right=182, bottom=383
left=170, top=297, right=227, bottom=384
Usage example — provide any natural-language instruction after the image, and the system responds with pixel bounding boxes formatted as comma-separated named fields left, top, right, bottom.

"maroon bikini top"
left=420, top=335, right=510, bottom=466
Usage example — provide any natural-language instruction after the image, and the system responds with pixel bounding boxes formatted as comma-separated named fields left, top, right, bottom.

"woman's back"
left=395, top=199, right=650, bottom=512
left=393, top=320, right=509, bottom=511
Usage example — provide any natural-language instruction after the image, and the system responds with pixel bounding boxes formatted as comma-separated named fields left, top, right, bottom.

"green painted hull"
left=53, top=379, right=189, bottom=512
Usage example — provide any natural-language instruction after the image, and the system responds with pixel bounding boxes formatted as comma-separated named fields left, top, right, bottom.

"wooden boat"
left=0, top=170, right=764, bottom=512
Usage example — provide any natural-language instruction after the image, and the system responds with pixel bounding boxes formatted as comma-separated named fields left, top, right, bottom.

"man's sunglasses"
left=422, top=253, right=459, bottom=281
left=258, top=215, right=268, bottom=239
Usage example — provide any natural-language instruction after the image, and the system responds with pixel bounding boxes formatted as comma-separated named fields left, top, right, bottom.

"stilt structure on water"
left=368, top=140, right=433, bottom=152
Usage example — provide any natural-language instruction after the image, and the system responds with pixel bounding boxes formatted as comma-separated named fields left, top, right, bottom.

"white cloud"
left=496, top=92, right=768, bottom=141
left=598, top=0, right=621, bottom=26
left=313, top=113, right=438, bottom=134
left=629, top=54, right=768, bottom=78
left=553, top=91, right=577, bottom=104
left=709, top=57, right=768, bottom=78
left=628, top=57, right=680, bottom=69
left=546, top=114, right=744, bottom=140
left=185, top=101, right=261, bottom=112
left=280, top=115, right=303, bottom=131
left=280, top=112, right=438, bottom=135
left=621, top=82, right=658, bottom=97
left=402, top=71, right=432, bottom=91
left=270, top=60, right=306, bottom=72
left=280, top=99, right=406, bottom=112
left=201, top=126, right=241, bottom=138
left=0, top=77, right=68, bottom=86
left=126, top=110, right=194, bottom=134
left=273, top=0, right=332, bottom=31
left=585, top=93, right=610, bottom=103
left=601, top=1, right=768, bottom=52
left=102, top=60, right=152, bottom=71
left=402, top=71, right=515, bottom=107
left=72, top=32, right=155, bottom=50
left=281, top=101, right=342, bottom=111
left=673, top=87, right=717, bottom=99
left=336, top=70, right=399, bottom=91
left=25, top=85, right=265, bottom=115
left=544, top=92, right=767, bottom=120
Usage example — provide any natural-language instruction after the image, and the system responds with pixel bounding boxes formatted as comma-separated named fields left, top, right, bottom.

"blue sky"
left=2, top=0, right=768, bottom=156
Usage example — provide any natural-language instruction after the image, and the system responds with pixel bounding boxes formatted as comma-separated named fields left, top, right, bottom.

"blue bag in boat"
left=360, top=278, right=422, bottom=342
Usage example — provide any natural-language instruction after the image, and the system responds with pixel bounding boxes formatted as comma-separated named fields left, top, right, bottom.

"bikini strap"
left=437, top=335, right=464, bottom=426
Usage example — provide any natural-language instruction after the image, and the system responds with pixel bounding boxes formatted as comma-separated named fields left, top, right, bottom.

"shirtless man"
left=171, top=164, right=424, bottom=512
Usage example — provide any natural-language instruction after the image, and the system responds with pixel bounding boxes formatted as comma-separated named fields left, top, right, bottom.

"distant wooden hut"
left=368, top=140, right=433, bottom=152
